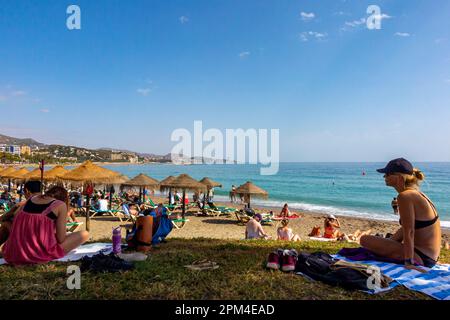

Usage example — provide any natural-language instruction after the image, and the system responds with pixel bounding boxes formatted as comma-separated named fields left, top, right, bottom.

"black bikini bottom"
left=415, top=248, right=437, bottom=268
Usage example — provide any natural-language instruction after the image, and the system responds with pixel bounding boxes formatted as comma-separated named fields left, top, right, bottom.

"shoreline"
left=86, top=195, right=450, bottom=243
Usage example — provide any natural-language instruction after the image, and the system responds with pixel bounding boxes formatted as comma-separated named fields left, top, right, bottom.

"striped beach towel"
left=334, top=254, right=450, bottom=300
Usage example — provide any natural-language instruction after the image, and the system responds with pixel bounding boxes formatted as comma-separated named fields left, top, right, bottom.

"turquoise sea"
left=101, top=162, right=450, bottom=228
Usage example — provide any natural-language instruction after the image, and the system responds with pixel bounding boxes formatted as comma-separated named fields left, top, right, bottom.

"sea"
left=102, top=162, right=450, bottom=228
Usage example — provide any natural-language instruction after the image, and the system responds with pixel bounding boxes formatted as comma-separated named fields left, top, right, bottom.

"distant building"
left=20, top=145, right=31, bottom=156
left=111, top=152, right=123, bottom=161
left=128, top=155, right=139, bottom=163
left=0, top=144, right=6, bottom=153
left=7, top=145, right=21, bottom=156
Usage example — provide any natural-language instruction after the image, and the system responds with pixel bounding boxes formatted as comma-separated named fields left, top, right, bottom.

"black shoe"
left=81, top=252, right=134, bottom=273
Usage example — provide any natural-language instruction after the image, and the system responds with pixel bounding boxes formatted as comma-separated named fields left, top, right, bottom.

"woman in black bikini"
left=360, top=158, right=441, bottom=269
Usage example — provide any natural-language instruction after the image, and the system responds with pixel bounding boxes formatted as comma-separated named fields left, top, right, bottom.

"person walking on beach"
left=392, top=197, right=399, bottom=214
left=230, top=185, right=237, bottom=203
left=360, top=158, right=441, bottom=269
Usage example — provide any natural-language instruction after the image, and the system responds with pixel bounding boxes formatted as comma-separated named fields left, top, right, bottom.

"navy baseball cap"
left=377, top=158, right=414, bottom=175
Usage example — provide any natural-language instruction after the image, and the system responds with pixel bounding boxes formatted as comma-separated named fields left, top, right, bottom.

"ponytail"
left=403, top=168, right=425, bottom=189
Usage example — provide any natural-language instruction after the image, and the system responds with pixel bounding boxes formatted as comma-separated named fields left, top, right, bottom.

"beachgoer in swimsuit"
left=277, top=219, right=301, bottom=241
left=360, top=158, right=441, bottom=270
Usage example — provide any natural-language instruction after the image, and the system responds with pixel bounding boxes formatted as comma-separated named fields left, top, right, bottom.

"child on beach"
left=277, top=219, right=301, bottom=241
left=245, top=214, right=272, bottom=240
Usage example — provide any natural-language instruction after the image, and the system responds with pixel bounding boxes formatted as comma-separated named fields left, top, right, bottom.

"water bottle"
left=112, top=226, right=122, bottom=254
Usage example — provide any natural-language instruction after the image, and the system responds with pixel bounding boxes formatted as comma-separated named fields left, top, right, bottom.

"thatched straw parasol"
left=199, top=177, right=222, bottom=212
left=57, top=160, right=126, bottom=231
left=0, top=167, right=18, bottom=179
left=199, top=177, right=222, bottom=189
left=0, top=167, right=17, bottom=191
left=235, top=181, right=268, bottom=208
left=21, top=168, right=42, bottom=181
left=165, top=174, right=207, bottom=219
left=159, top=175, right=176, bottom=192
left=58, top=160, right=124, bottom=184
left=5, top=167, right=30, bottom=180
left=43, top=165, right=70, bottom=182
left=122, top=173, right=159, bottom=202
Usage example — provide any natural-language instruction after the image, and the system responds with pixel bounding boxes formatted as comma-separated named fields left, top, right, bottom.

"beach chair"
left=148, top=198, right=180, bottom=212
left=66, top=221, right=84, bottom=232
left=235, top=210, right=251, bottom=225
left=205, top=204, right=236, bottom=217
left=118, top=203, right=137, bottom=223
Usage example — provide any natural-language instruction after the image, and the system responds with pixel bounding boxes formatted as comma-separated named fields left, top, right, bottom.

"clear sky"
left=1, top=0, right=450, bottom=161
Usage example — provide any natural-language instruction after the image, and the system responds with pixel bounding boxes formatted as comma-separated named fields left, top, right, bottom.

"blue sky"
left=1, top=0, right=450, bottom=161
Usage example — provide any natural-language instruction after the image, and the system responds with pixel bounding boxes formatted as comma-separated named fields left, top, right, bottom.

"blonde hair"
left=400, top=168, right=425, bottom=189
left=281, top=219, right=289, bottom=227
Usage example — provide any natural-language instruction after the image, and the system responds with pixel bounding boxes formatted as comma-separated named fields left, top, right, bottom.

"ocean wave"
left=155, top=191, right=450, bottom=229
left=212, top=195, right=397, bottom=222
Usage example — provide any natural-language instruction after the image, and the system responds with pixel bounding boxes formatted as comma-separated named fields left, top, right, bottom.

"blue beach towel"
left=333, top=254, right=450, bottom=300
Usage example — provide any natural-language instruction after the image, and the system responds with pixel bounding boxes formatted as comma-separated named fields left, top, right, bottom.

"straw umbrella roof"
left=20, top=168, right=42, bottom=181
left=199, top=177, right=222, bottom=189
left=0, top=167, right=17, bottom=178
left=122, top=173, right=159, bottom=188
left=165, top=174, right=207, bottom=191
left=235, top=181, right=268, bottom=199
left=57, top=160, right=125, bottom=184
left=4, top=167, right=29, bottom=180
left=159, top=175, right=176, bottom=191
left=8, top=168, right=30, bottom=179
left=43, top=165, right=70, bottom=181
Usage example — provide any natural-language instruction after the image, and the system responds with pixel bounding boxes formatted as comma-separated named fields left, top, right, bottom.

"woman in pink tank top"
left=2, top=186, right=89, bottom=265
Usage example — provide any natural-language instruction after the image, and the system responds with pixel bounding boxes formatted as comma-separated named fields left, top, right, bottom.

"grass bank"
left=1, top=238, right=448, bottom=300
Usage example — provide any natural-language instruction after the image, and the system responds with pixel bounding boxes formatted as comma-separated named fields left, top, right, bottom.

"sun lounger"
left=66, top=221, right=83, bottom=232
left=170, top=217, right=189, bottom=229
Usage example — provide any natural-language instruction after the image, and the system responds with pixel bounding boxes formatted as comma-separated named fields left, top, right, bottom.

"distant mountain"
left=0, top=134, right=46, bottom=147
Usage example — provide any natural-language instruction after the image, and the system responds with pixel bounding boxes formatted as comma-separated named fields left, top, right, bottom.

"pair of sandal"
left=185, top=259, right=219, bottom=271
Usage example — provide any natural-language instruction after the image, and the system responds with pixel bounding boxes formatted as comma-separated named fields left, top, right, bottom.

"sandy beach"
left=85, top=196, right=450, bottom=244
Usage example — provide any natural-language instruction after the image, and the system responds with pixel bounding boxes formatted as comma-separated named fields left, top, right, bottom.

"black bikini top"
left=399, top=192, right=439, bottom=230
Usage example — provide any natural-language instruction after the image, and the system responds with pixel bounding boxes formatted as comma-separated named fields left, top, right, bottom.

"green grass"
left=1, top=238, right=449, bottom=300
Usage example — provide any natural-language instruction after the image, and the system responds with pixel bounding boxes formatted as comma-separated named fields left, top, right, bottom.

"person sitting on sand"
left=279, top=203, right=291, bottom=217
left=277, top=219, right=301, bottom=241
left=360, top=158, right=441, bottom=269
left=1, top=186, right=89, bottom=265
left=245, top=214, right=271, bottom=240
left=323, top=215, right=346, bottom=239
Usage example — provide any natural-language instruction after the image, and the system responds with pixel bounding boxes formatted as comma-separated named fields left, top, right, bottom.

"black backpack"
left=295, top=252, right=372, bottom=290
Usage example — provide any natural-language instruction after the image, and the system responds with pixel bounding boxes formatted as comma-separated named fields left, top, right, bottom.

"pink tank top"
left=3, top=197, right=66, bottom=265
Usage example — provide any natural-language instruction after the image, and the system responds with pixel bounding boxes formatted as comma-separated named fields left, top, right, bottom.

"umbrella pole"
left=248, top=195, right=251, bottom=209
left=85, top=194, right=91, bottom=232
left=202, top=188, right=208, bottom=214
left=109, top=186, right=112, bottom=210
left=143, top=187, right=146, bottom=204
left=182, top=189, right=186, bottom=219
left=8, top=179, right=11, bottom=192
